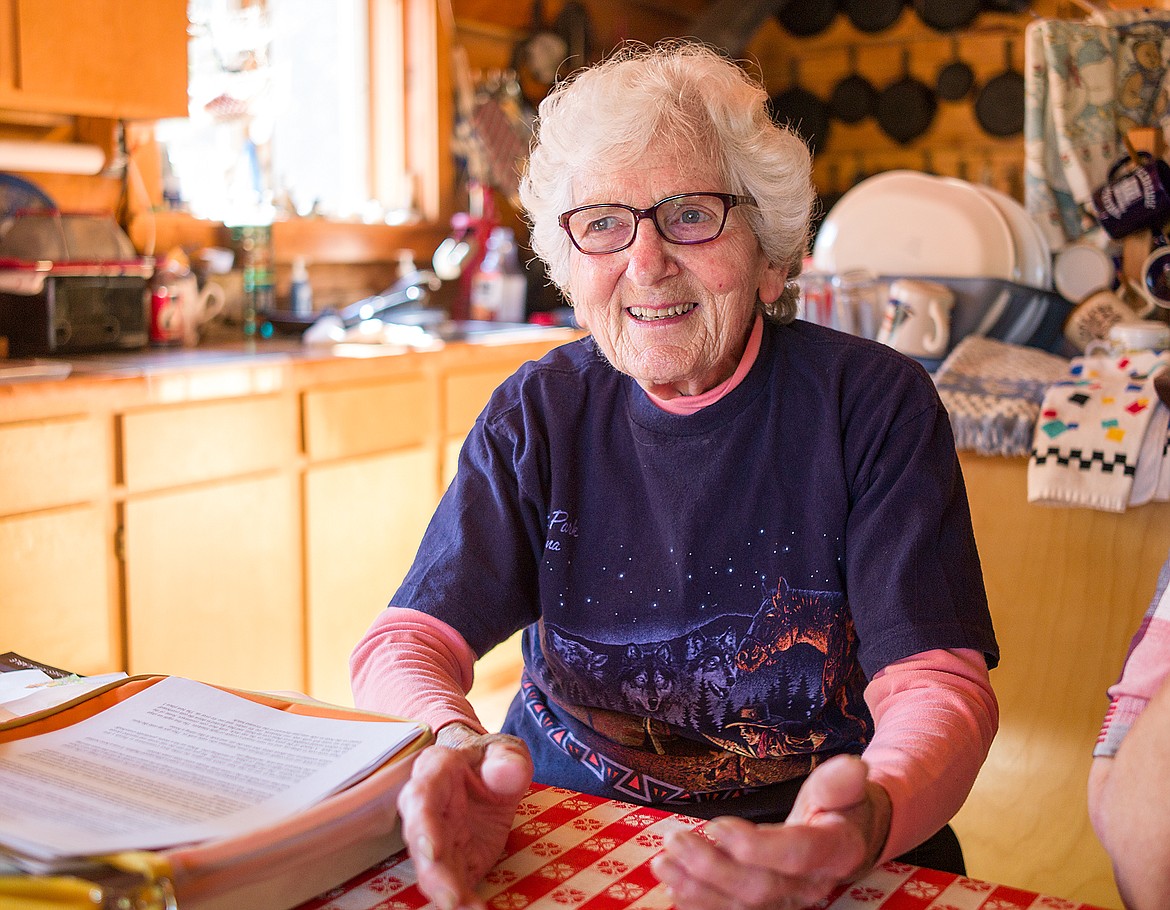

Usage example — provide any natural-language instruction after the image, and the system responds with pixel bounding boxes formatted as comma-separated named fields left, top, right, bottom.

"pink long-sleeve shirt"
left=351, top=607, right=997, bottom=862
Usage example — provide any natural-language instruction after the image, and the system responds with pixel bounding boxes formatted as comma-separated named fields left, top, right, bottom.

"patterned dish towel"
left=1029, top=350, right=1169, bottom=511
left=933, top=335, right=1071, bottom=457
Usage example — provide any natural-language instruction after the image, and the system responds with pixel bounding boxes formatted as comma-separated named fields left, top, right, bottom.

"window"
left=156, top=0, right=422, bottom=224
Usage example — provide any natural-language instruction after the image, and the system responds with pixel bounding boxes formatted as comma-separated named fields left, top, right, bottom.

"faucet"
left=335, top=269, right=442, bottom=328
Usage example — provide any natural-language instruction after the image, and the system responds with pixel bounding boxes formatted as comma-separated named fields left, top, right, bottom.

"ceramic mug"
left=1084, top=318, right=1170, bottom=356
left=1091, top=152, right=1170, bottom=239
left=1139, top=245, right=1170, bottom=312
left=877, top=278, right=955, bottom=358
left=1062, top=289, right=1139, bottom=351
left=172, top=276, right=226, bottom=347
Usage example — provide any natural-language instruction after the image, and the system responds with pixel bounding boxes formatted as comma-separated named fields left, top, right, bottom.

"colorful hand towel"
left=1029, top=351, right=1168, bottom=511
left=933, top=335, right=1071, bottom=457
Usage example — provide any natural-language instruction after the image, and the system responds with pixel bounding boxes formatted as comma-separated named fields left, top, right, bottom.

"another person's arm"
left=1087, top=557, right=1170, bottom=910
left=1089, top=676, right=1170, bottom=910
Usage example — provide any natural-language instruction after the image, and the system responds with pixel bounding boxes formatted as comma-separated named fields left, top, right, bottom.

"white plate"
left=972, top=183, right=1052, bottom=290
left=813, top=171, right=1017, bottom=281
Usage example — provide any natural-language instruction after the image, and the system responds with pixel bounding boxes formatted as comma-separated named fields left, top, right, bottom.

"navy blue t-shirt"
left=392, top=318, right=997, bottom=812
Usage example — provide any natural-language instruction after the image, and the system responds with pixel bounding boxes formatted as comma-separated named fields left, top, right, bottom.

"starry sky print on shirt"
left=541, top=515, right=846, bottom=642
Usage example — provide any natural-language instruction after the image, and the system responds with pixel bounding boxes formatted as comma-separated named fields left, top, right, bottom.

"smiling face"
left=565, top=149, right=787, bottom=399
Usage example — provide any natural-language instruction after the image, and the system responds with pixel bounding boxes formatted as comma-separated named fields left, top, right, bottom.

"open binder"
left=0, top=674, right=432, bottom=910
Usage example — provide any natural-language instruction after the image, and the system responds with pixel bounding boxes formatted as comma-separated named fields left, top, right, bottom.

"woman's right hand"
left=397, top=723, right=534, bottom=910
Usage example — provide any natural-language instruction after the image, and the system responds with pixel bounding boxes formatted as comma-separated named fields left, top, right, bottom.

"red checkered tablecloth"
left=297, top=784, right=1110, bottom=910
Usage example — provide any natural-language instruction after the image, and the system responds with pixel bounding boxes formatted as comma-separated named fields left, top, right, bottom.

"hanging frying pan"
left=829, top=46, right=877, bottom=123
left=936, top=36, right=975, bottom=102
left=843, top=0, right=905, bottom=34
left=982, top=0, right=1032, bottom=11
left=913, top=0, right=981, bottom=32
left=875, top=49, right=937, bottom=145
left=690, top=0, right=789, bottom=57
left=975, top=40, right=1025, bottom=137
left=775, top=0, right=839, bottom=37
left=768, top=60, right=831, bottom=153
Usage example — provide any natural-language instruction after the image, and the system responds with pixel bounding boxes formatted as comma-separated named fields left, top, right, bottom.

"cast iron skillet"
left=830, top=46, right=877, bottom=123
left=936, top=37, right=975, bottom=102
left=975, top=40, right=1025, bottom=137
left=875, top=49, right=937, bottom=145
left=913, top=0, right=981, bottom=31
left=775, top=0, right=839, bottom=36
left=843, top=0, right=904, bottom=33
left=768, top=61, right=831, bottom=153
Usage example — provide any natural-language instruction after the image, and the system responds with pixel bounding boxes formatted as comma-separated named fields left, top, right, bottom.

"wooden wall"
left=458, top=0, right=1170, bottom=205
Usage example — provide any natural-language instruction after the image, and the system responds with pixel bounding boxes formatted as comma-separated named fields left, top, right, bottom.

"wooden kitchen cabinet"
left=0, top=335, right=572, bottom=709
left=0, top=414, right=118, bottom=675
left=119, top=394, right=303, bottom=692
left=0, top=0, right=188, bottom=119
left=302, top=375, right=440, bottom=706
left=122, top=472, right=303, bottom=692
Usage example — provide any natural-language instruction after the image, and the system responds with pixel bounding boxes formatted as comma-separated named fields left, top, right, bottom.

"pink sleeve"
left=862, top=648, right=999, bottom=863
left=349, top=606, right=488, bottom=735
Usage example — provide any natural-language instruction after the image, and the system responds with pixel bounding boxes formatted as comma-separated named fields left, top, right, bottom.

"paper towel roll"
left=0, top=140, right=106, bottom=175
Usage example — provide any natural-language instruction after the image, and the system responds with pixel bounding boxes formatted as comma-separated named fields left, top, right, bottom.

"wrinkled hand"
left=650, top=755, right=891, bottom=910
left=397, top=724, right=534, bottom=910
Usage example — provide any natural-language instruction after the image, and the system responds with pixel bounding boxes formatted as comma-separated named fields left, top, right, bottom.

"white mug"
left=171, top=276, right=226, bottom=347
left=878, top=279, right=955, bottom=359
left=1084, top=318, right=1170, bottom=357
left=1062, top=289, right=1139, bottom=352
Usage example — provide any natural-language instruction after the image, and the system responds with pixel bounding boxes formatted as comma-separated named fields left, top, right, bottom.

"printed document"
left=0, top=677, right=423, bottom=863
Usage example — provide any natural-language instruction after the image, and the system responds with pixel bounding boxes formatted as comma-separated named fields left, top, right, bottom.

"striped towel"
left=933, top=335, right=1070, bottom=457
left=1029, top=351, right=1168, bottom=512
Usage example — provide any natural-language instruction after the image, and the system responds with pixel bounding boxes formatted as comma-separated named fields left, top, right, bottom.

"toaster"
left=0, top=211, right=153, bottom=357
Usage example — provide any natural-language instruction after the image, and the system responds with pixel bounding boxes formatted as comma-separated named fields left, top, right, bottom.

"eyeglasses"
left=558, top=192, right=757, bottom=255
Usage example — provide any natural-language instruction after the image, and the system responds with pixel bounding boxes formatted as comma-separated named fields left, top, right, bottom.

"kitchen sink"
left=405, top=319, right=573, bottom=344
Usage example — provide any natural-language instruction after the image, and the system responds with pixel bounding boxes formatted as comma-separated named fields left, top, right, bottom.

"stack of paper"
left=0, top=677, right=423, bottom=869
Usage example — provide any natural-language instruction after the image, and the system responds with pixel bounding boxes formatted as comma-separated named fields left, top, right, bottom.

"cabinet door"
left=305, top=448, right=435, bottom=706
left=0, top=504, right=116, bottom=675
left=0, top=0, right=188, bottom=119
left=123, top=473, right=303, bottom=693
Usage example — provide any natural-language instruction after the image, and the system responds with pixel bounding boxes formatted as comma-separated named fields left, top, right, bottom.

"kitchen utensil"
left=875, top=49, right=937, bottom=145
left=512, top=0, right=569, bottom=107
left=829, top=46, right=877, bottom=123
left=975, top=40, right=1025, bottom=137
left=935, top=37, right=975, bottom=102
left=842, top=0, right=904, bottom=33
left=913, top=0, right=981, bottom=31
left=691, top=0, right=789, bottom=56
left=775, top=0, right=838, bottom=36
left=812, top=170, right=1017, bottom=279
left=768, top=60, right=831, bottom=153
left=553, top=1, right=593, bottom=72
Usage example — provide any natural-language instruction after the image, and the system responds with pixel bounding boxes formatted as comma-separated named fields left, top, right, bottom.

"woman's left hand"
left=649, top=755, right=891, bottom=910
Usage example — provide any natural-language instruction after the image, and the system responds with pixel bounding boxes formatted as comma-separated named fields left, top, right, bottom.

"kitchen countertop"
left=0, top=324, right=583, bottom=422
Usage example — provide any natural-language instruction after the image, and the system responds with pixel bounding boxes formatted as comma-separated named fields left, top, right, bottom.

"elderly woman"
left=352, top=41, right=998, bottom=910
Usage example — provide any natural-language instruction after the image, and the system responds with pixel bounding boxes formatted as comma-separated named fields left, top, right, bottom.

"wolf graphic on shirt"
left=536, top=576, right=871, bottom=761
